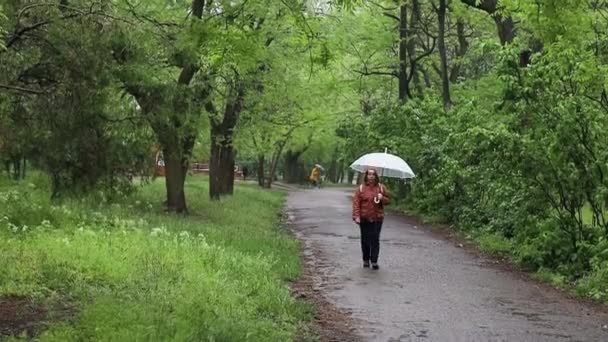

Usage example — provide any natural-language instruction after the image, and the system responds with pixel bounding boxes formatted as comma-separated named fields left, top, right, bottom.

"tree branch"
left=0, top=84, right=44, bottom=95
left=353, top=69, right=399, bottom=78
left=383, top=12, right=400, bottom=21
left=414, top=37, right=436, bottom=63
left=177, top=0, right=206, bottom=85
left=460, top=0, right=499, bottom=14
left=124, top=0, right=180, bottom=29
left=6, top=2, right=125, bottom=49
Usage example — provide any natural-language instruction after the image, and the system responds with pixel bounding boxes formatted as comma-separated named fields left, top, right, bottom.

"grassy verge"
left=0, top=174, right=311, bottom=341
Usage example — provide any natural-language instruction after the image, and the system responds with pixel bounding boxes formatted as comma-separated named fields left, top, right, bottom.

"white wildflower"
left=151, top=227, right=164, bottom=237
left=8, top=222, right=18, bottom=233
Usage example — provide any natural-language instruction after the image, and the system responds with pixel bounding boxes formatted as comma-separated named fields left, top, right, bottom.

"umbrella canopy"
left=350, top=152, right=415, bottom=179
left=314, top=164, right=325, bottom=170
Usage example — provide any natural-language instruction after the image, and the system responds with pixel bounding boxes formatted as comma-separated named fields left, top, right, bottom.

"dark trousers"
left=359, top=220, right=383, bottom=263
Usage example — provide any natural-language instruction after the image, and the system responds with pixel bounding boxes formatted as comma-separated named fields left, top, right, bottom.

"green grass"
left=0, top=174, right=311, bottom=341
left=475, top=233, right=513, bottom=256
left=534, top=268, right=568, bottom=288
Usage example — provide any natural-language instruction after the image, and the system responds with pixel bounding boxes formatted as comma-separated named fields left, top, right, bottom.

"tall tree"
left=435, top=0, right=452, bottom=109
left=114, top=0, right=208, bottom=212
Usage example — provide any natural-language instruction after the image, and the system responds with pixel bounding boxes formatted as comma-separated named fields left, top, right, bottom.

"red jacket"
left=352, top=183, right=390, bottom=222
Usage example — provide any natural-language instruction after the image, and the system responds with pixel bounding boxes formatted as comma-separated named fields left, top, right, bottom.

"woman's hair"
left=363, top=168, right=380, bottom=185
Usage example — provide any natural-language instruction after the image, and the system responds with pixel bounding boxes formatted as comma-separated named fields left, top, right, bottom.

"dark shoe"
left=371, top=263, right=379, bottom=270
left=363, top=261, right=370, bottom=268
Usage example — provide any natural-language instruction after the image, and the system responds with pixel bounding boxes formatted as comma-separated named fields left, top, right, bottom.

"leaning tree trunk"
left=266, top=150, right=280, bottom=188
left=267, top=137, right=291, bottom=188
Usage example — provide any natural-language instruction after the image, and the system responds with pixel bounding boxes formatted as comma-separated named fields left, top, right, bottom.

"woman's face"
left=367, top=170, right=377, bottom=183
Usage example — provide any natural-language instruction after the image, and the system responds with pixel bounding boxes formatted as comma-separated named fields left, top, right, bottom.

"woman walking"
left=352, top=168, right=390, bottom=270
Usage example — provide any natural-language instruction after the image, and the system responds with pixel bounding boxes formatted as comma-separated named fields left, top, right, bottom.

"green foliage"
left=0, top=2, right=156, bottom=196
left=477, top=233, right=513, bottom=256
left=576, top=237, right=608, bottom=301
left=0, top=175, right=309, bottom=340
left=535, top=268, right=568, bottom=288
left=331, top=1, right=608, bottom=302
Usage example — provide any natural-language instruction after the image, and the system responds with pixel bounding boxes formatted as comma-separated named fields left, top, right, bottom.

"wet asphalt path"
left=287, top=188, right=608, bottom=342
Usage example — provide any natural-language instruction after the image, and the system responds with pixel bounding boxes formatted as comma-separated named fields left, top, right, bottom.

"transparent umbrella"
left=350, top=151, right=415, bottom=179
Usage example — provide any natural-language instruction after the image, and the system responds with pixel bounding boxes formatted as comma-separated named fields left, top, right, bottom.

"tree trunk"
left=51, top=172, right=61, bottom=199
left=163, top=146, right=188, bottom=213
left=408, top=0, right=424, bottom=96
left=267, top=143, right=285, bottom=188
left=209, top=81, right=244, bottom=200
left=494, top=15, right=515, bottom=45
left=209, top=137, right=235, bottom=199
left=257, top=154, right=265, bottom=187
left=21, top=157, right=26, bottom=179
left=298, top=164, right=306, bottom=184
left=398, top=4, right=410, bottom=102
left=348, top=170, right=355, bottom=184
left=328, top=157, right=337, bottom=184
left=450, top=19, right=469, bottom=83
left=284, top=150, right=302, bottom=183
left=328, top=147, right=341, bottom=183
left=266, top=153, right=278, bottom=188
left=420, top=66, right=433, bottom=88
left=437, top=0, right=452, bottom=111
left=11, top=156, right=21, bottom=180
left=336, top=160, right=345, bottom=183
